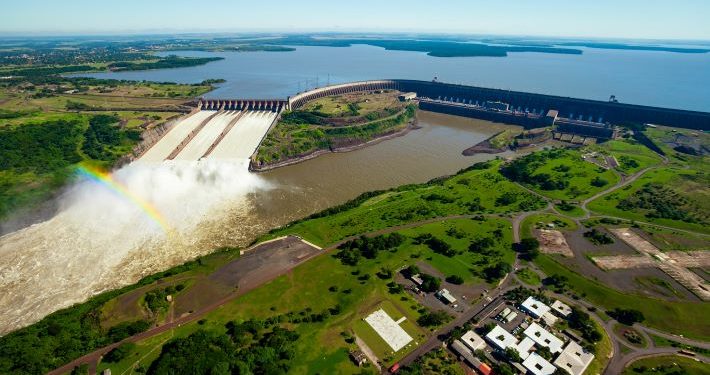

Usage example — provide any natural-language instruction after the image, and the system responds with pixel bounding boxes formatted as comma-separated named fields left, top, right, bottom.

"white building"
left=553, top=341, right=595, bottom=375
left=515, top=337, right=536, bottom=360
left=485, top=325, right=517, bottom=351
left=505, top=311, right=518, bottom=323
left=436, top=289, right=457, bottom=304
left=461, top=330, right=486, bottom=351
left=541, top=312, right=558, bottom=326
left=551, top=300, right=573, bottom=317
left=523, top=352, right=557, bottom=375
left=521, top=296, right=551, bottom=319
left=524, top=322, right=564, bottom=353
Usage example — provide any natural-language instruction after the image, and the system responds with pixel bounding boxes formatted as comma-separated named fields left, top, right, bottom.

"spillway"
left=139, top=111, right=215, bottom=162
left=173, top=111, right=240, bottom=161
left=207, top=111, right=277, bottom=160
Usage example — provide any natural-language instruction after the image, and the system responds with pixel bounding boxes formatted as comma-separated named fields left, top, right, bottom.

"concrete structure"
left=554, top=341, right=594, bottom=375
left=461, top=330, right=486, bottom=351
left=398, top=92, right=417, bottom=101
left=504, top=311, right=518, bottom=323
left=436, top=289, right=457, bottom=304
left=364, top=309, right=413, bottom=352
left=516, top=337, right=536, bottom=359
left=198, top=98, right=287, bottom=112
left=523, top=352, right=557, bottom=375
left=521, top=296, right=551, bottom=319
left=485, top=325, right=517, bottom=351
left=285, top=80, right=710, bottom=130
left=551, top=300, right=572, bottom=317
left=524, top=323, right=564, bottom=353
left=541, top=312, right=558, bottom=326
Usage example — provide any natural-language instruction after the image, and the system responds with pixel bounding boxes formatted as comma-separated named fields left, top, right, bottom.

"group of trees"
left=335, top=233, right=405, bottom=265
left=617, top=183, right=702, bottom=224
left=568, top=307, right=603, bottom=344
left=609, top=308, right=645, bottom=326
left=82, top=114, right=141, bottom=162
left=583, top=228, right=615, bottom=245
left=416, top=310, right=452, bottom=327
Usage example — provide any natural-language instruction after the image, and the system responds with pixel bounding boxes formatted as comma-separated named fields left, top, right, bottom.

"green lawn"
left=520, top=213, right=578, bottom=239
left=587, top=167, right=710, bottom=234
left=502, top=148, right=620, bottom=200
left=516, top=268, right=541, bottom=286
left=554, top=203, right=586, bottom=218
left=265, top=160, right=545, bottom=247
left=622, top=355, right=709, bottom=375
left=535, top=255, right=710, bottom=341
left=352, top=300, right=423, bottom=364
left=588, top=138, right=663, bottom=174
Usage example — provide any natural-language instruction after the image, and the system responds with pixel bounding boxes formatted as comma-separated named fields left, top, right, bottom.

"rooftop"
left=485, top=325, right=517, bottom=351
left=553, top=341, right=595, bottom=375
left=524, top=322, right=564, bottom=353
left=521, top=296, right=551, bottom=318
left=461, top=330, right=486, bottom=351
left=523, top=352, right=557, bottom=375
left=551, top=300, right=572, bottom=317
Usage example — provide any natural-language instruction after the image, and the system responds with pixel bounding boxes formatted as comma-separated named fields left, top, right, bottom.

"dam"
left=139, top=79, right=709, bottom=166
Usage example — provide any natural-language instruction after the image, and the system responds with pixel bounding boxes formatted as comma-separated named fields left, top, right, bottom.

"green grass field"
left=554, top=203, right=586, bottom=218
left=520, top=213, right=578, bottom=239
left=265, top=160, right=545, bottom=247
left=516, top=267, right=541, bottom=286
left=622, top=355, right=709, bottom=375
left=502, top=148, right=620, bottom=201
left=535, top=255, right=710, bottom=341
left=588, top=138, right=663, bottom=174
left=588, top=167, right=710, bottom=234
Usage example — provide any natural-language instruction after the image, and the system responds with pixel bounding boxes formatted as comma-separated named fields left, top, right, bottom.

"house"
left=349, top=350, right=368, bottom=366
left=411, top=274, right=424, bottom=286
left=551, top=300, right=572, bottom=317
left=485, top=325, right=517, bottom=351
left=523, top=322, right=564, bottom=353
left=461, top=330, right=486, bottom=351
left=522, top=352, right=557, bottom=375
left=521, top=296, right=551, bottom=319
left=436, top=289, right=457, bottom=304
left=553, top=341, right=595, bottom=375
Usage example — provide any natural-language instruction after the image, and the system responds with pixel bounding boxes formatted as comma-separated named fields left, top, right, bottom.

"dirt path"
left=354, top=334, right=382, bottom=371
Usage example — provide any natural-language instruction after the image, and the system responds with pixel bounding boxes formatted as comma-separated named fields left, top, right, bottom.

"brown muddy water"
left=0, top=111, right=517, bottom=334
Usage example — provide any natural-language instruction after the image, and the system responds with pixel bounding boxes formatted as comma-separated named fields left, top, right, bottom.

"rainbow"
left=75, top=165, right=171, bottom=232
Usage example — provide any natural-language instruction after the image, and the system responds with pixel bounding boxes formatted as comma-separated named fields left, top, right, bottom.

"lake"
left=79, top=44, right=710, bottom=112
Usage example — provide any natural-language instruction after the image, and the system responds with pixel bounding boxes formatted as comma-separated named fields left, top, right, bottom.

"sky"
left=1, top=0, right=709, bottom=40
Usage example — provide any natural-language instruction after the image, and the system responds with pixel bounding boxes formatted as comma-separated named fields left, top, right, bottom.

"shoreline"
left=249, top=118, right=420, bottom=172
left=461, top=130, right=509, bottom=155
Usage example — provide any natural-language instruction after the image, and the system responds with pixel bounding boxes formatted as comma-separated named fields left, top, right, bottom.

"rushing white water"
left=0, top=158, right=271, bottom=335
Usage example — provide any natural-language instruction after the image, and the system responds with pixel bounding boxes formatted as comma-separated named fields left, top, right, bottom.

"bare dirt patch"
left=535, top=229, right=573, bottom=257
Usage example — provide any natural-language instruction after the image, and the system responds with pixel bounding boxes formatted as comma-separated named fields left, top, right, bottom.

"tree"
left=483, top=262, right=512, bottom=282
left=104, top=343, right=136, bottom=363
left=445, top=275, right=464, bottom=285
left=420, top=274, right=442, bottom=293
left=402, top=264, right=420, bottom=278
left=516, top=238, right=540, bottom=260
left=505, top=347, right=521, bottom=362
left=417, top=310, right=451, bottom=327
left=609, top=308, right=645, bottom=325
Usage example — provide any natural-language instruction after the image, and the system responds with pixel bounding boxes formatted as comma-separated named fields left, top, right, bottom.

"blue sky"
left=1, top=0, right=708, bottom=40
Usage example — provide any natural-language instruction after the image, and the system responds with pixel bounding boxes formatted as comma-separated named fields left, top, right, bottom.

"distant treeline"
left=107, top=56, right=223, bottom=71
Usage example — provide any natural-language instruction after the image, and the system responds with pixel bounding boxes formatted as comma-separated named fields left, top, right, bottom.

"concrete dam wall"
left=288, top=79, right=710, bottom=130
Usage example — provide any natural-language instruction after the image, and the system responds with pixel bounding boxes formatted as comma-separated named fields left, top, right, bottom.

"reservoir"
left=78, top=44, right=710, bottom=112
